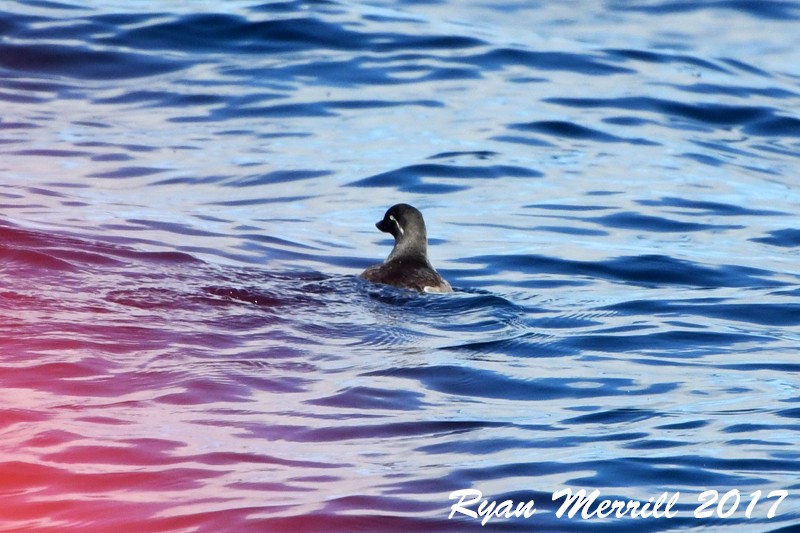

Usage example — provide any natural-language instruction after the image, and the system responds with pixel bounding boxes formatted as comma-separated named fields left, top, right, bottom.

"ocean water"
left=1, top=0, right=799, bottom=531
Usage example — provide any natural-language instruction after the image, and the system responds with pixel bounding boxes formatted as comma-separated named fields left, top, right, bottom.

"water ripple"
left=2, top=1, right=800, bottom=531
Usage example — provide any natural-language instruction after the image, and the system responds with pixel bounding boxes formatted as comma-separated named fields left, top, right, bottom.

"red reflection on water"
left=0, top=221, right=328, bottom=532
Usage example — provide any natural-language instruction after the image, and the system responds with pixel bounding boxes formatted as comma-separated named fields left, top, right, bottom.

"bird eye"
left=389, top=215, right=404, bottom=235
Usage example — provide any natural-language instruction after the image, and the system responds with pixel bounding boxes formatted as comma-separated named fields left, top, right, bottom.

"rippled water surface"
left=2, top=1, right=800, bottom=531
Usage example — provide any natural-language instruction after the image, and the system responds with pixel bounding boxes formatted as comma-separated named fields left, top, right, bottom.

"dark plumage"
left=360, top=204, right=452, bottom=293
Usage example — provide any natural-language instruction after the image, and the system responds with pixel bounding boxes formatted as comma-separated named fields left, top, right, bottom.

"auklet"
left=360, top=203, right=452, bottom=293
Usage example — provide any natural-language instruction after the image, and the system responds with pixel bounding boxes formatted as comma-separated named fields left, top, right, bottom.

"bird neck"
left=387, top=232, right=428, bottom=263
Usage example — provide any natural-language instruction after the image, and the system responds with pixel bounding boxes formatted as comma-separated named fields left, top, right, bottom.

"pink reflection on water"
left=0, top=220, right=351, bottom=532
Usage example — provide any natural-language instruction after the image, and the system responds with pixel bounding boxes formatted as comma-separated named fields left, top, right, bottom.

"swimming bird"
left=360, top=203, right=452, bottom=293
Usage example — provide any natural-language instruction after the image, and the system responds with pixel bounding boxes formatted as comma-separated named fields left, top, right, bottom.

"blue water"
left=1, top=1, right=799, bottom=531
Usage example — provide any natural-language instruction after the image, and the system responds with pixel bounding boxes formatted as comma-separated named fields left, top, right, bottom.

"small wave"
left=460, top=253, right=785, bottom=288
